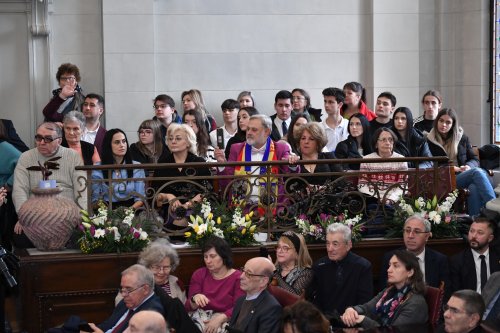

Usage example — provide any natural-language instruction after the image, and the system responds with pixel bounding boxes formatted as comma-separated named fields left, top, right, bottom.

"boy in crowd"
left=369, top=92, right=396, bottom=136
left=210, top=99, right=239, bottom=149
left=320, top=87, right=348, bottom=152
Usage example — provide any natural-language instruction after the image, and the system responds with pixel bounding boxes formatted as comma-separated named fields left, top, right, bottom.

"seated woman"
left=223, top=106, right=259, bottom=159
left=282, top=300, right=331, bottom=333
left=427, top=108, right=495, bottom=215
left=91, top=129, right=145, bottom=210
left=183, top=109, right=215, bottom=162
left=283, top=114, right=310, bottom=155
left=335, top=114, right=373, bottom=170
left=181, top=89, right=217, bottom=133
left=273, top=231, right=313, bottom=296
left=358, top=128, right=408, bottom=203
left=341, top=82, right=376, bottom=121
left=292, top=88, right=322, bottom=122
left=130, top=119, right=169, bottom=166
left=391, top=107, right=432, bottom=169
left=341, top=250, right=428, bottom=329
left=155, top=124, right=211, bottom=230
left=62, top=111, right=100, bottom=165
left=237, top=90, right=255, bottom=109
left=186, top=236, right=244, bottom=333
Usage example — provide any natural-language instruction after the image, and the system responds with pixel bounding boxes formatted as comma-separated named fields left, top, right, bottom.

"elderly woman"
left=341, top=250, right=428, bottom=329
left=62, top=111, right=100, bottom=165
left=292, top=88, right=322, bottom=122
left=273, top=231, right=313, bottom=296
left=358, top=128, right=408, bottom=203
left=91, top=129, right=145, bottom=210
left=43, top=63, right=85, bottom=123
left=186, top=236, right=244, bottom=333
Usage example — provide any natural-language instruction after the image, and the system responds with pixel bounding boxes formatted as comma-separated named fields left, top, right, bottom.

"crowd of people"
left=1, top=62, right=500, bottom=332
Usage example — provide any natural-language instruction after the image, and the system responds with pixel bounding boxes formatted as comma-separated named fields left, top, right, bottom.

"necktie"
left=480, top=255, right=487, bottom=290
left=282, top=121, right=288, bottom=136
left=112, top=309, right=133, bottom=333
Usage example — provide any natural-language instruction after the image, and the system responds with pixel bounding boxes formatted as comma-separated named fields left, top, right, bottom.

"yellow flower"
left=185, top=232, right=192, bottom=237
left=241, top=228, right=246, bottom=235
left=217, top=217, right=222, bottom=225
left=249, top=225, right=256, bottom=233
left=245, top=214, right=250, bottom=221
left=194, top=225, right=199, bottom=234
left=208, top=213, right=213, bottom=221
left=82, top=222, right=91, bottom=229
left=248, top=211, right=254, bottom=218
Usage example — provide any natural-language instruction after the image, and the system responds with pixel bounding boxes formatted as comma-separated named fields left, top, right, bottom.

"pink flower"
left=90, top=225, right=95, bottom=236
left=445, top=215, right=451, bottom=224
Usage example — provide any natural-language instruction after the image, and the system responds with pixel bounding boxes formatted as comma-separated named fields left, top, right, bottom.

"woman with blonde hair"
left=272, top=231, right=313, bottom=295
left=181, top=89, right=217, bottom=132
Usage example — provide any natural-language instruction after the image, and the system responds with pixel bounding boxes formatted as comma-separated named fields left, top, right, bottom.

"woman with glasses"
left=358, top=128, right=408, bottom=203
left=186, top=236, right=244, bottom=333
left=341, top=250, right=428, bottom=329
left=272, top=231, right=313, bottom=296
left=292, top=88, right=322, bottom=122
left=43, top=63, right=86, bottom=123
left=91, top=129, right=145, bottom=210
left=61, top=111, right=100, bottom=166
left=130, top=120, right=169, bottom=166
left=335, top=114, right=373, bottom=170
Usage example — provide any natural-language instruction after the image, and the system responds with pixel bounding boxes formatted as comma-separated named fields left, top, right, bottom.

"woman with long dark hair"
left=342, top=82, right=376, bottom=121
left=91, top=129, right=145, bottom=210
left=183, top=109, right=215, bottom=162
left=221, top=106, right=259, bottom=159
left=130, top=119, right=169, bottom=165
left=335, top=114, right=373, bottom=170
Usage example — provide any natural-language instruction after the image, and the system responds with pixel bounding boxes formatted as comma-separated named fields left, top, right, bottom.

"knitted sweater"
left=12, top=146, right=87, bottom=211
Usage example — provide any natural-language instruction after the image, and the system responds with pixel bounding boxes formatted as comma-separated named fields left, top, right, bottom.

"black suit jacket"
left=450, top=247, right=500, bottom=293
left=1, top=119, right=29, bottom=152
left=98, top=294, right=163, bottom=333
left=154, top=285, right=201, bottom=333
left=228, top=289, right=282, bottom=333
left=270, top=113, right=297, bottom=142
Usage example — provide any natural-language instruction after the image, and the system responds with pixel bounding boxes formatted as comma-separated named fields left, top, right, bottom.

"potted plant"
left=26, top=156, right=61, bottom=188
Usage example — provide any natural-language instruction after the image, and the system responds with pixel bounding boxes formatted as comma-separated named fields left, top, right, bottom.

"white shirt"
left=415, top=248, right=426, bottom=283
left=472, top=248, right=490, bottom=294
left=273, top=117, right=291, bottom=138
left=321, top=118, right=349, bottom=152
left=82, top=125, right=101, bottom=145
left=209, top=125, right=237, bottom=149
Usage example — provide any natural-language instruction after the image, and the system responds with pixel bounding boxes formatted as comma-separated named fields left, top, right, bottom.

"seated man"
left=228, top=257, right=282, bottom=333
left=379, top=215, right=450, bottom=294
left=124, top=310, right=168, bottom=333
left=482, top=272, right=500, bottom=329
left=306, top=223, right=373, bottom=320
left=440, top=290, right=485, bottom=333
left=87, top=264, right=164, bottom=333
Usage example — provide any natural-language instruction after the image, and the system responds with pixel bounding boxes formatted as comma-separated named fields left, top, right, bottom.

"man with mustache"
left=450, top=217, right=500, bottom=294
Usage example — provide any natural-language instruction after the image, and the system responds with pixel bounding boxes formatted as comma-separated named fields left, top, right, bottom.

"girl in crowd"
left=292, top=88, right=322, bottom=122
left=186, top=236, right=244, bottom=333
left=358, top=128, right=408, bottom=203
left=414, top=90, right=443, bottom=134
left=155, top=124, right=211, bottom=230
left=181, top=89, right=217, bottom=133
left=43, top=63, right=86, bottom=123
left=223, top=106, right=259, bottom=159
left=130, top=119, right=169, bottom=165
left=284, top=114, right=310, bottom=155
left=391, top=107, right=433, bottom=168
left=62, top=111, right=100, bottom=166
left=91, top=129, right=145, bottom=210
left=342, top=82, right=376, bottom=121
left=335, top=114, right=373, bottom=170
left=237, top=91, right=255, bottom=109
left=183, top=109, right=215, bottom=162
left=427, top=108, right=495, bottom=215
left=273, top=231, right=313, bottom=296
left=341, top=250, right=428, bottom=329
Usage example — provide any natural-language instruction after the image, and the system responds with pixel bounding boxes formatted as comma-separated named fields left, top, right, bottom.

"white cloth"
left=321, top=118, right=349, bottom=152
left=273, top=117, right=291, bottom=138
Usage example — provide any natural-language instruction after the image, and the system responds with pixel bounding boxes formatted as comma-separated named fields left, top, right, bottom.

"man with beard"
left=450, top=217, right=500, bottom=294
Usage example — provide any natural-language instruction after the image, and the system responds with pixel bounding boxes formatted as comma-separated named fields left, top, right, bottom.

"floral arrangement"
left=295, top=211, right=365, bottom=243
left=77, top=201, right=152, bottom=253
left=185, top=198, right=258, bottom=247
left=386, top=190, right=462, bottom=238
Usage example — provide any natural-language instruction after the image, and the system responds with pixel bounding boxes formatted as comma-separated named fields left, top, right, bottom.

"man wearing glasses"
left=439, top=289, right=485, bottom=333
left=12, top=122, right=87, bottom=247
left=379, top=215, right=450, bottom=294
left=227, top=257, right=282, bottom=333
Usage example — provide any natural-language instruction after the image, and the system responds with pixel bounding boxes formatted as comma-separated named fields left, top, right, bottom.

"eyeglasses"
left=153, top=104, right=168, bottom=110
left=35, top=135, right=60, bottom=143
left=443, top=304, right=468, bottom=315
left=275, top=245, right=291, bottom=253
left=150, top=265, right=172, bottom=273
left=292, top=96, right=305, bottom=101
left=60, top=76, right=76, bottom=82
left=240, top=267, right=267, bottom=278
left=138, top=129, right=153, bottom=135
left=377, top=137, right=394, bottom=143
left=118, top=285, right=145, bottom=296
left=403, top=228, right=430, bottom=236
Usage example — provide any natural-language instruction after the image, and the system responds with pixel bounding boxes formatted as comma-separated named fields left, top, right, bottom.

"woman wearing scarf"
left=341, top=250, right=428, bottom=329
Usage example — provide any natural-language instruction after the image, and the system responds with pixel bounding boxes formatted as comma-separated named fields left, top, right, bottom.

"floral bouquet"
left=386, top=190, right=462, bottom=238
left=295, top=211, right=364, bottom=243
left=77, top=201, right=152, bottom=253
left=186, top=198, right=258, bottom=247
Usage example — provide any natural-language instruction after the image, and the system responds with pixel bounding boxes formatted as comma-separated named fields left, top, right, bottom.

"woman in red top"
left=342, top=81, right=376, bottom=121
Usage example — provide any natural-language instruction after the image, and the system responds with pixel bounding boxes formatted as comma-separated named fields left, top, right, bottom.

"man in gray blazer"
left=482, top=271, right=500, bottom=328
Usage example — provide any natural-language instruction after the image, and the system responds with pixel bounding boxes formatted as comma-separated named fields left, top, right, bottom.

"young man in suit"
left=270, top=90, right=294, bottom=141
left=450, top=217, right=500, bottom=294
left=228, top=257, right=282, bottom=333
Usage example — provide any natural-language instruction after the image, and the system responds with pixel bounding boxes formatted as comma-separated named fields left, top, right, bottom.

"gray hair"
left=63, top=110, right=86, bottom=130
left=326, top=223, right=352, bottom=243
left=37, top=122, right=63, bottom=137
left=138, top=238, right=180, bottom=271
left=249, top=114, right=272, bottom=130
left=451, top=290, right=485, bottom=318
left=166, top=123, right=198, bottom=155
left=122, top=264, right=155, bottom=290
left=404, top=215, right=431, bottom=232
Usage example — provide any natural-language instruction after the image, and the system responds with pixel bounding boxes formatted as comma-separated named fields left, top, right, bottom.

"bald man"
left=124, top=310, right=168, bottom=333
left=228, top=257, right=282, bottom=333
